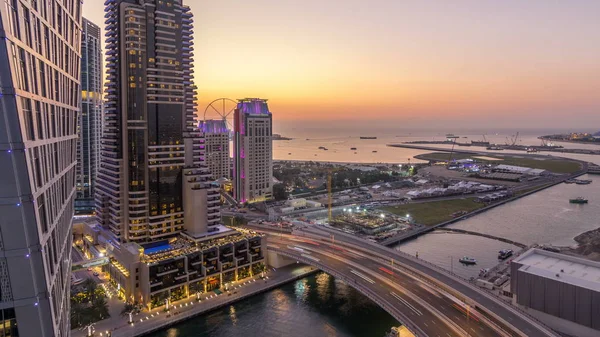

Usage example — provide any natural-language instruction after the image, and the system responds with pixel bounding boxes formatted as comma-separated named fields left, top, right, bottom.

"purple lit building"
left=199, top=119, right=231, bottom=179
left=233, top=99, right=273, bottom=203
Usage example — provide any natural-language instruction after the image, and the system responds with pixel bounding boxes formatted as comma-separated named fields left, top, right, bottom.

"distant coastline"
left=540, top=134, right=600, bottom=146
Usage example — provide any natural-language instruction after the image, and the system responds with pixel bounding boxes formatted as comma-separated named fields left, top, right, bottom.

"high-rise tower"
left=97, top=0, right=218, bottom=243
left=233, top=98, right=273, bottom=203
left=199, top=119, right=231, bottom=179
left=77, top=18, right=103, bottom=201
left=0, top=1, right=82, bottom=336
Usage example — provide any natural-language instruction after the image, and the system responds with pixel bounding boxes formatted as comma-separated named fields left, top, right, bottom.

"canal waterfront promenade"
left=71, top=265, right=316, bottom=337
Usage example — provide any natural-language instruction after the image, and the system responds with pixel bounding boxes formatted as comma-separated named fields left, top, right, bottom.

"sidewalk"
left=72, top=264, right=316, bottom=337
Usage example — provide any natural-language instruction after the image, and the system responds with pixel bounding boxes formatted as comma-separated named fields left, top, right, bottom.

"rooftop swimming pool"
left=143, top=242, right=173, bottom=255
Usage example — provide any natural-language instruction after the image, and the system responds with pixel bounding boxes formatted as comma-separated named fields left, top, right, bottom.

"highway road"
left=293, top=225, right=558, bottom=337
left=242, top=223, right=558, bottom=337
left=268, top=235, right=512, bottom=337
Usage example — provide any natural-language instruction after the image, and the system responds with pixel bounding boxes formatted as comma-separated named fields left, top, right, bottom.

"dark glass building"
left=76, top=18, right=103, bottom=207
left=96, top=0, right=217, bottom=243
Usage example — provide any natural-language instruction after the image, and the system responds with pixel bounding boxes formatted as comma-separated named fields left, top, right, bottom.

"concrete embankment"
left=71, top=265, right=317, bottom=337
left=381, top=166, right=588, bottom=247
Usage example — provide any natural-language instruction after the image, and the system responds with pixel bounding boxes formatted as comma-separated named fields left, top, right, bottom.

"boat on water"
left=372, top=150, right=378, bottom=153
left=565, top=179, right=576, bottom=184
left=471, top=141, right=490, bottom=146
left=350, top=147, right=357, bottom=150
left=459, top=256, right=477, bottom=264
left=498, top=249, right=513, bottom=260
left=288, top=153, right=292, bottom=155
left=360, top=136, right=377, bottom=139
left=575, top=180, right=592, bottom=185
left=570, top=197, right=588, bottom=204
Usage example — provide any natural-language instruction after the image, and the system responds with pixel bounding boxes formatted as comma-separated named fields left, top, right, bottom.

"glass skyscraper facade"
left=76, top=18, right=102, bottom=201
left=0, top=0, right=82, bottom=336
left=96, top=0, right=204, bottom=243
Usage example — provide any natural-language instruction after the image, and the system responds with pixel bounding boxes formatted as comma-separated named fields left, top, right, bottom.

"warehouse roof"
left=513, top=248, right=600, bottom=292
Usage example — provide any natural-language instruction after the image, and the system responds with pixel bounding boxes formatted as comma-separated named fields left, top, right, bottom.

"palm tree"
left=82, top=279, right=97, bottom=302
left=70, top=301, right=86, bottom=329
left=91, top=297, right=110, bottom=321
left=120, top=303, right=136, bottom=317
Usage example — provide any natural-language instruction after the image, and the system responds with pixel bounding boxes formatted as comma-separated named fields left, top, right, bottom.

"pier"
left=436, top=228, right=527, bottom=248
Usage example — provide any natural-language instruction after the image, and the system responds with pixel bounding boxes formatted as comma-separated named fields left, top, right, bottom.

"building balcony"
left=156, top=268, right=178, bottom=277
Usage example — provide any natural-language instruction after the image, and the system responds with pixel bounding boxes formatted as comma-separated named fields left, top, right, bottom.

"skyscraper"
left=0, top=1, right=82, bottom=336
left=199, top=119, right=231, bottom=179
left=77, top=18, right=103, bottom=201
left=96, top=0, right=216, bottom=243
left=233, top=98, right=274, bottom=203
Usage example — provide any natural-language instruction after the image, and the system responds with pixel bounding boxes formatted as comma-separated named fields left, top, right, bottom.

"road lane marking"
left=390, top=292, right=422, bottom=316
left=350, top=270, right=375, bottom=284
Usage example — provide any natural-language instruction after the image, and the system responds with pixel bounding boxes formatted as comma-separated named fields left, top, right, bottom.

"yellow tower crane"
left=327, top=167, right=342, bottom=223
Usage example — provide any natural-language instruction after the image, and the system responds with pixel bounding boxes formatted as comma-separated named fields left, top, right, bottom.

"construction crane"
left=327, top=167, right=342, bottom=223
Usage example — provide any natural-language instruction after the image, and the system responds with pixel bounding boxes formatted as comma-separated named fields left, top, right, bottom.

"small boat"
left=575, top=180, right=592, bottom=185
left=288, top=153, right=292, bottom=155
left=372, top=150, right=378, bottom=153
left=498, top=249, right=513, bottom=260
left=564, top=179, right=576, bottom=184
left=459, top=256, right=477, bottom=265
left=479, top=268, right=489, bottom=277
left=570, top=197, right=588, bottom=204
left=350, top=147, right=357, bottom=150
left=360, top=136, right=377, bottom=140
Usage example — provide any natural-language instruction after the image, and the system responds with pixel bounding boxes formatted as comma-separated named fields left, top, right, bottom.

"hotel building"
left=199, top=119, right=231, bottom=180
left=233, top=98, right=273, bottom=203
left=87, top=0, right=267, bottom=308
left=0, top=1, right=82, bottom=336
left=96, top=0, right=216, bottom=243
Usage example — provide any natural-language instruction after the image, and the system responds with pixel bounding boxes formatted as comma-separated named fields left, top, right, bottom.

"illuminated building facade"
left=233, top=98, right=273, bottom=203
left=96, top=0, right=220, bottom=243
left=199, top=119, right=231, bottom=179
left=0, top=1, right=82, bottom=335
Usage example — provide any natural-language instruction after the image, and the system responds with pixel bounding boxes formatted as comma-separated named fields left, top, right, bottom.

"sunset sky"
left=83, top=0, right=600, bottom=129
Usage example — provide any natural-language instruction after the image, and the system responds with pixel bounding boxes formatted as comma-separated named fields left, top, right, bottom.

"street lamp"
left=128, top=311, right=133, bottom=324
left=165, top=298, right=170, bottom=311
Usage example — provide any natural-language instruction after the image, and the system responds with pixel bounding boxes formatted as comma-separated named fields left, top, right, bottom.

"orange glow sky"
left=84, top=1, right=600, bottom=129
